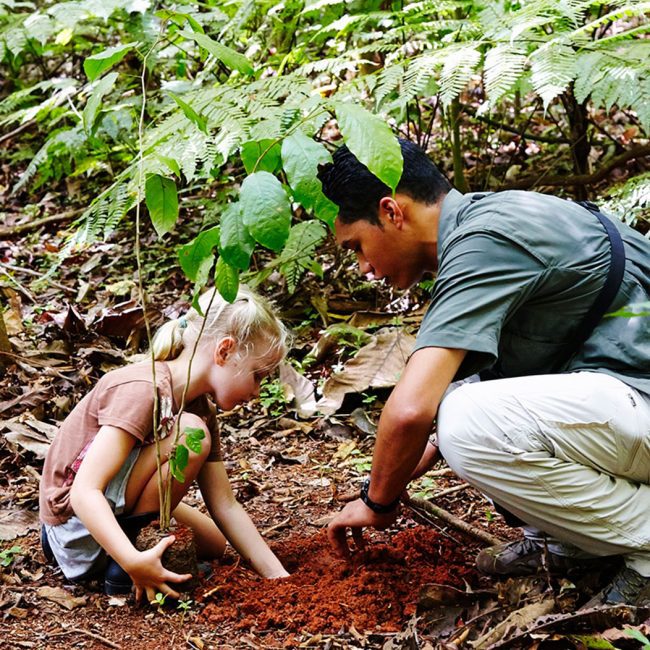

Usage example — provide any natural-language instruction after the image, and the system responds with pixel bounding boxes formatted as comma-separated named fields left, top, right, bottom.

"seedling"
left=177, top=598, right=193, bottom=625
left=0, top=545, right=22, bottom=568
left=484, top=509, right=495, bottom=522
left=152, top=591, right=168, bottom=613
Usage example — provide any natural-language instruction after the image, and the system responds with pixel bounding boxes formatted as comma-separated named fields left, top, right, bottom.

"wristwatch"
left=360, top=477, right=400, bottom=514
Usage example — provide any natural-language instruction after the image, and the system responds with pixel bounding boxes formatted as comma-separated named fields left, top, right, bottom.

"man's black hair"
left=317, top=138, right=452, bottom=225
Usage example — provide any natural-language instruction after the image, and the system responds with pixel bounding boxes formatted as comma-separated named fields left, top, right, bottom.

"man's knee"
left=436, top=384, right=512, bottom=482
left=437, top=385, right=480, bottom=470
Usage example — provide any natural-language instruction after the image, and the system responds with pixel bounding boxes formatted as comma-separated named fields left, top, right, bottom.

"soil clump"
left=136, top=520, right=199, bottom=592
left=200, top=525, right=479, bottom=634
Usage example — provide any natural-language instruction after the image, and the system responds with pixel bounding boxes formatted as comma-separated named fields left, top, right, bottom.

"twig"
left=404, top=495, right=504, bottom=547
left=47, top=627, right=121, bottom=649
left=0, top=119, right=36, bottom=145
left=0, top=262, right=76, bottom=294
left=0, top=209, right=83, bottom=238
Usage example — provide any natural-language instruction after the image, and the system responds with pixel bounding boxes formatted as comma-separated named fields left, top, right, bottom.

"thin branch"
left=501, top=143, right=650, bottom=190
left=0, top=209, right=83, bottom=238
left=404, top=495, right=504, bottom=547
left=463, top=106, right=569, bottom=144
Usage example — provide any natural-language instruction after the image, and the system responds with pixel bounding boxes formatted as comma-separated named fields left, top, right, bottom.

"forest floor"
left=1, top=210, right=650, bottom=649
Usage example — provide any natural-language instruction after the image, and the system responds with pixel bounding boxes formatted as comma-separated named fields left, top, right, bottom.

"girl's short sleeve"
left=96, top=381, right=156, bottom=442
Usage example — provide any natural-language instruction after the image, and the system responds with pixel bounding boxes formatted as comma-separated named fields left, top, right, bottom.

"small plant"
left=361, top=392, right=377, bottom=406
left=0, top=545, right=22, bottom=568
left=485, top=509, right=495, bottom=522
left=346, top=450, right=373, bottom=475
left=411, top=476, right=439, bottom=500
left=177, top=598, right=194, bottom=625
left=152, top=591, right=167, bottom=613
left=259, top=377, right=288, bottom=417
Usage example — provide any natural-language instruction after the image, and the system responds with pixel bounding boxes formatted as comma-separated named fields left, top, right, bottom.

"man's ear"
left=378, top=196, right=404, bottom=228
left=214, top=336, right=236, bottom=366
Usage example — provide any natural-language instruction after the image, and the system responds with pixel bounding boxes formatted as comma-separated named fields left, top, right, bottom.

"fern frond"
left=483, top=45, right=527, bottom=106
left=278, top=220, right=326, bottom=293
left=530, top=42, right=576, bottom=108
left=439, top=44, right=481, bottom=106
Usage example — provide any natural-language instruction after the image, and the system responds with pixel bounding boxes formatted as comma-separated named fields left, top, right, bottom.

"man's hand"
left=327, top=498, right=399, bottom=559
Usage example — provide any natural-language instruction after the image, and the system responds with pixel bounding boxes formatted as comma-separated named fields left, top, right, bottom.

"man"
left=317, top=138, right=650, bottom=606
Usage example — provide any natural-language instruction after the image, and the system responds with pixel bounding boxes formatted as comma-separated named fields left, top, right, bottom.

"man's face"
left=334, top=202, right=426, bottom=290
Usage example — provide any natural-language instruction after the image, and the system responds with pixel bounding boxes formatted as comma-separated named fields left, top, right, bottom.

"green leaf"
left=607, top=302, right=650, bottom=318
left=179, top=29, right=253, bottom=76
left=84, top=42, right=137, bottom=82
left=83, top=72, right=118, bottom=133
left=332, top=102, right=403, bottom=193
left=183, top=426, right=205, bottom=454
left=279, top=220, right=327, bottom=293
left=625, top=628, right=650, bottom=645
left=220, top=203, right=255, bottom=270
left=240, top=172, right=291, bottom=252
left=168, top=92, right=207, bottom=134
left=171, top=444, right=189, bottom=482
left=215, top=256, right=239, bottom=303
left=178, top=226, right=220, bottom=285
left=155, top=9, right=204, bottom=33
left=281, top=131, right=338, bottom=227
left=241, top=139, right=282, bottom=174
left=157, top=155, right=181, bottom=177
left=145, top=174, right=179, bottom=238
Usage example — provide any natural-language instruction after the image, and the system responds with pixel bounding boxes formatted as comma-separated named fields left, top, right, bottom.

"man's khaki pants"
left=437, top=371, right=650, bottom=576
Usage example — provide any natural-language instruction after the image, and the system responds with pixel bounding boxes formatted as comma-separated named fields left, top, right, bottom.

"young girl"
left=39, top=286, right=290, bottom=604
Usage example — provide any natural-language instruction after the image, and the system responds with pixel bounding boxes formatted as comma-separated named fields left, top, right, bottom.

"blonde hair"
left=151, top=286, right=289, bottom=369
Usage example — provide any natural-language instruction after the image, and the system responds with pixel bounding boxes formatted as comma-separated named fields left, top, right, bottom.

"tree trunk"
left=449, top=96, right=469, bottom=193
left=562, top=86, right=590, bottom=200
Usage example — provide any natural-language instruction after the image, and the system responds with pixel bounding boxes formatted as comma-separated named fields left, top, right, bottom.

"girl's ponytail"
left=151, top=285, right=289, bottom=367
left=151, top=318, right=187, bottom=360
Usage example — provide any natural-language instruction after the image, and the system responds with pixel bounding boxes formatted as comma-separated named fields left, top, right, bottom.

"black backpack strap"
left=557, top=200, right=626, bottom=369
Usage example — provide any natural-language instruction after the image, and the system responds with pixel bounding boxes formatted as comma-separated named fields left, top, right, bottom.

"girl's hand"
left=265, top=568, right=290, bottom=579
left=127, top=535, right=193, bottom=605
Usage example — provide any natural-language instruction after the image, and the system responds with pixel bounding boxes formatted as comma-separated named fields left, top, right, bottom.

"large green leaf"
left=241, top=139, right=282, bottom=174
left=215, top=256, right=239, bottom=303
left=168, top=92, right=207, bottom=134
left=332, top=102, right=403, bottom=192
left=83, top=42, right=137, bottom=82
left=178, top=225, right=220, bottom=285
left=83, top=72, right=118, bottom=133
left=145, top=174, right=179, bottom=237
left=240, top=172, right=291, bottom=252
left=179, top=29, right=253, bottom=76
left=281, top=131, right=338, bottom=228
left=220, top=203, right=255, bottom=270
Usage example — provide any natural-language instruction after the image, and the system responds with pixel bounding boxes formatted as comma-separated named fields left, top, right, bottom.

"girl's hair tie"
left=178, top=317, right=188, bottom=330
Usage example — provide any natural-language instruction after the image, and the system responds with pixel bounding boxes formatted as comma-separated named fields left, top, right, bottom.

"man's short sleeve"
left=96, top=381, right=156, bottom=442
left=415, top=231, right=545, bottom=376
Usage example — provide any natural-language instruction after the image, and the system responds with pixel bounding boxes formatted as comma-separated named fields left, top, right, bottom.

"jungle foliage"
left=1, top=0, right=649, bottom=300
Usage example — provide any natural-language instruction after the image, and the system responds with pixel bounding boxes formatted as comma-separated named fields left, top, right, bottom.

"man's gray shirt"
left=415, top=189, right=650, bottom=395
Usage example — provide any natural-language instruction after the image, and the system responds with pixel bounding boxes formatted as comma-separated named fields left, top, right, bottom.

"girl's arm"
left=70, top=425, right=191, bottom=600
left=197, top=462, right=289, bottom=578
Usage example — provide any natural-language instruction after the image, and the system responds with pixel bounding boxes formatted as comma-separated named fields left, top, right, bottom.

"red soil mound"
left=200, top=525, right=478, bottom=634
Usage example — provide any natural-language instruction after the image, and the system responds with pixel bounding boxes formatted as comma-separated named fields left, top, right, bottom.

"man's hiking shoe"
left=583, top=566, right=650, bottom=609
left=476, top=538, right=601, bottom=576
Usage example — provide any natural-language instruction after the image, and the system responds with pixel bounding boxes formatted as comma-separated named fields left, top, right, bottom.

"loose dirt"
left=201, top=526, right=479, bottom=635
